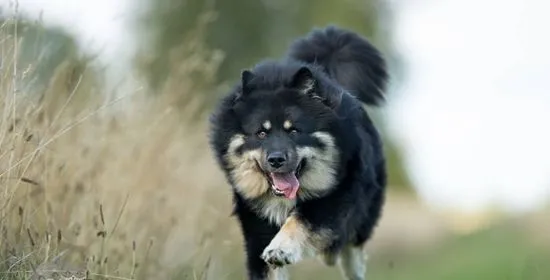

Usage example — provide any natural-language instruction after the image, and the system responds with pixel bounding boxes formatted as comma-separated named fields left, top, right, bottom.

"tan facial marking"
left=263, top=120, right=272, bottom=130
left=296, top=131, right=339, bottom=199
left=225, top=134, right=270, bottom=199
left=283, top=120, right=293, bottom=130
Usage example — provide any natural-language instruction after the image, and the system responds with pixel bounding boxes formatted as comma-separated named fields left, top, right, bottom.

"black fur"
left=209, top=25, right=388, bottom=279
left=287, top=25, right=388, bottom=106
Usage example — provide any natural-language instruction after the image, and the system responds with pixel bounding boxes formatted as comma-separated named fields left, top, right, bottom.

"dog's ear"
left=290, top=66, right=317, bottom=95
left=291, top=66, right=343, bottom=109
left=240, top=70, right=255, bottom=96
left=234, top=70, right=255, bottom=103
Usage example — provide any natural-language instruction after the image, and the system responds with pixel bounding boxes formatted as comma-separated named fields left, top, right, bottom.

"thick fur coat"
left=209, top=26, right=389, bottom=280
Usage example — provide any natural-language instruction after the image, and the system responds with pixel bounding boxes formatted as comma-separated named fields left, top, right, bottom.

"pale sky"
left=387, top=0, right=550, bottom=214
left=0, top=0, right=144, bottom=87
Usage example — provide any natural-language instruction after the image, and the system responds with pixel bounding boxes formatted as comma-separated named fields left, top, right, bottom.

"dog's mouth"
left=257, top=160, right=306, bottom=199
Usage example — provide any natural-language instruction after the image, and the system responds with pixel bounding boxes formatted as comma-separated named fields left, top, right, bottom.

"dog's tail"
left=287, top=26, right=388, bottom=106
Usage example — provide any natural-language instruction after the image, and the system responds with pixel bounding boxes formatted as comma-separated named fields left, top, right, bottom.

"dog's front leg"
left=261, top=215, right=326, bottom=267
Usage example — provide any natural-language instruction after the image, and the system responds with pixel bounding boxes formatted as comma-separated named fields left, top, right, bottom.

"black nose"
left=267, top=151, right=287, bottom=168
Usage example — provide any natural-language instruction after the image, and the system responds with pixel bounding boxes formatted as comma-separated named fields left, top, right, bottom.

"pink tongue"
left=270, top=172, right=300, bottom=199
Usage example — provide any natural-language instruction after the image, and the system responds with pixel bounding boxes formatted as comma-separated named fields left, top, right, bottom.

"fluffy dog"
left=208, top=25, right=388, bottom=280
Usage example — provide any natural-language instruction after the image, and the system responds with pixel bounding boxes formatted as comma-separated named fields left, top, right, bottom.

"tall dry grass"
left=0, top=14, right=243, bottom=280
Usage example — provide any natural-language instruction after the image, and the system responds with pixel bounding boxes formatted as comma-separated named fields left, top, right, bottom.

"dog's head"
left=211, top=63, right=346, bottom=201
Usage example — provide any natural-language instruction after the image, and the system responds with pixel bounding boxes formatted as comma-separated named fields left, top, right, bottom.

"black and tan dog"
left=209, top=26, right=388, bottom=280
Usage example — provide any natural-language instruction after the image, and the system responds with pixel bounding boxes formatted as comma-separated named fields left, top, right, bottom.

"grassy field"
left=1, top=17, right=550, bottom=280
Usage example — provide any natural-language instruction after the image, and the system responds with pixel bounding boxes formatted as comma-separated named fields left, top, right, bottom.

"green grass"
left=277, top=223, right=550, bottom=280
left=369, top=225, right=550, bottom=280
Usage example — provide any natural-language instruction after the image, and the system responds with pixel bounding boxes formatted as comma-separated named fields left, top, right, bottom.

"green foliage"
left=138, top=0, right=385, bottom=88
left=368, top=225, right=550, bottom=280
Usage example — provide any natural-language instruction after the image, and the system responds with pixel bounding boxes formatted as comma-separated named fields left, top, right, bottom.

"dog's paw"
left=261, top=237, right=302, bottom=266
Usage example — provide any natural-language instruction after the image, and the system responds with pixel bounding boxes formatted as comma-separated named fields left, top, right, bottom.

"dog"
left=208, top=25, right=388, bottom=280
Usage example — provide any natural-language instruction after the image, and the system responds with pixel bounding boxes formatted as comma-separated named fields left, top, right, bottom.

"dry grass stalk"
left=0, top=13, right=239, bottom=280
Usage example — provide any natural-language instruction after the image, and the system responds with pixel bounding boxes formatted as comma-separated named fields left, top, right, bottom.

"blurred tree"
left=137, top=0, right=385, bottom=90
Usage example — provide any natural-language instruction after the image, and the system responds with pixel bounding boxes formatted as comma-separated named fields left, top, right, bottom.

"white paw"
left=261, top=235, right=303, bottom=266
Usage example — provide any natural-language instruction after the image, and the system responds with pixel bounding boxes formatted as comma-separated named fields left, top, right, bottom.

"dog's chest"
left=256, top=198, right=296, bottom=226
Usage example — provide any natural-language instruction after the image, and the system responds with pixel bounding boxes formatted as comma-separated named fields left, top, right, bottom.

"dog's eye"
left=257, top=131, right=267, bottom=139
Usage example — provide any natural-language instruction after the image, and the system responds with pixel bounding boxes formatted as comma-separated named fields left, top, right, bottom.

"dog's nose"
left=267, top=152, right=287, bottom=168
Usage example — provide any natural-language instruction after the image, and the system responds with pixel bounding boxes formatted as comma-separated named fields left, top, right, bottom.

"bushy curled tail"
left=287, top=25, right=388, bottom=106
